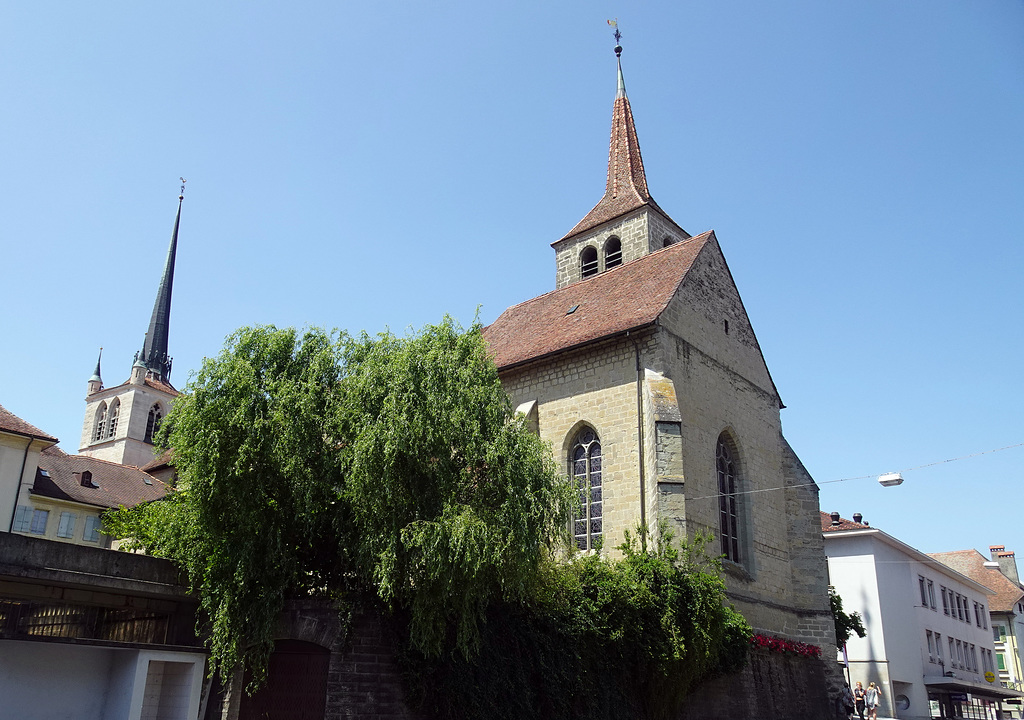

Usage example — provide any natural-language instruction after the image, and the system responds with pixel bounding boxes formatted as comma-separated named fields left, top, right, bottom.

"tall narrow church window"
left=106, top=399, right=120, bottom=438
left=570, top=427, right=602, bottom=551
left=604, top=237, right=622, bottom=269
left=717, top=433, right=741, bottom=562
left=580, top=247, right=599, bottom=278
left=145, top=404, right=163, bottom=444
left=93, top=402, right=108, bottom=441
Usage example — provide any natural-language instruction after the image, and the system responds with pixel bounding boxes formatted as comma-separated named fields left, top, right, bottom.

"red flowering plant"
left=749, top=633, right=822, bottom=658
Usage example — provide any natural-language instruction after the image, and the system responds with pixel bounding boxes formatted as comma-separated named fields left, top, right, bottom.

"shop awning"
left=924, top=676, right=1024, bottom=700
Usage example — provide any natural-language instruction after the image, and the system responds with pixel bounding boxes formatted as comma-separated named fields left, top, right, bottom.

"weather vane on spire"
left=607, top=19, right=622, bottom=56
left=179, top=177, right=187, bottom=199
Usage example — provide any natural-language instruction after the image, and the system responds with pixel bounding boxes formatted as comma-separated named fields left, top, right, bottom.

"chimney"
left=853, top=513, right=864, bottom=525
left=995, top=550, right=1020, bottom=585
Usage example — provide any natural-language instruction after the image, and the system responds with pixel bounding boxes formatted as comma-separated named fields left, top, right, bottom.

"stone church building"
left=482, top=43, right=838, bottom=700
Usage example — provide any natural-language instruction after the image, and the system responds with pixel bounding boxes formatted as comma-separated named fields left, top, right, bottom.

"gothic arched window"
left=106, top=399, right=120, bottom=439
left=93, top=402, right=108, bottom=442
left=580, top=246, right=599, bottom=278
left=604, top=237, right=622, bottom=269
left=570, top=427, right=602, bottom=551
left=145, top=404, right=163, bottom=444
left=716, top=433, right=741, bottom=562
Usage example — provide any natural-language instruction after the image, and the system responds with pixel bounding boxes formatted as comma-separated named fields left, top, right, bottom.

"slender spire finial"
left=179, top=177, right=186, bottom=200
left=608, top=19, right=622, bottom=56
left=89, top=347, right=103, bottom=383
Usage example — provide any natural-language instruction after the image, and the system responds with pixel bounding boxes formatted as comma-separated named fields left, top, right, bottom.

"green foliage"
left=830, top=588, right=866, bottom=647
left=401, top=529, right=751, bottom=720
left=107, top=319, right=751, bottom=710
left=107, top=319, right=571, bottom=683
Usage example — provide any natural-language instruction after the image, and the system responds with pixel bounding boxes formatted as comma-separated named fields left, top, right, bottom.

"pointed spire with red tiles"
left=562, top=38, right=664, bottom=240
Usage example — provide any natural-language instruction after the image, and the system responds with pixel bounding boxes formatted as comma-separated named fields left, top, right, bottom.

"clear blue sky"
left=2, top=2, right=1022, bottom=563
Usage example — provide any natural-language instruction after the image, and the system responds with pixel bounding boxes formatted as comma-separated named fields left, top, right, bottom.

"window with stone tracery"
left=106, top=399, right=120, bottom=438
left=145, top=403, right=162, bottom=444
left=717, top=433, right=741, bottom=563
left=93, top=402, right=108, bottom=442
left=570, top=427, right=602, bottom=551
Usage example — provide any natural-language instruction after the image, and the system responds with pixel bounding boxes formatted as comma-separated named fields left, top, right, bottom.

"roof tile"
left=34, top=446, right=167, bottom=509
left=482, top=231, right=713, bottom=369
left=0, top=403, right=58, bottom=443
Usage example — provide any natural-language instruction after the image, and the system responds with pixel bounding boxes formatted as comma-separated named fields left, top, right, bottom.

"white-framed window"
left=927, top=629, right=936, bottom=662
left=949, top=638, right=956, bottom=667
left=57, top=511, right=77, bottom=539
left=964, top=600, right=972, bottom=625
left=928, top=580, right=936, bottom=609
left=31, top=509, right=49, bottom=534
left=84, top=515, right=102, bottom=543
left=936, top=633, right=943, bottom=664
left=12, top=506, right=32, bottom=532
left=941, top=586, right=950, bottom=615
left=570, top=426, right=603, bottom=551
left=18, top=508, right=51, bottom=535
left=919, top=576, right=929, bottom=606
left=981, top=605, right=988, bottom=629
left=956, top=640, right=965, bottom=668
left=970, top=644, right=978, bottom=672
left=957, top=594, right=965, bottom=621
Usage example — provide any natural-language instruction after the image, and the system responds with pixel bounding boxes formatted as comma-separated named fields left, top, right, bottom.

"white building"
left=823, top=512, right=1021, bottom=720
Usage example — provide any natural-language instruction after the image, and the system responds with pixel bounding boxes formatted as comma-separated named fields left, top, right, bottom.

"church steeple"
left=551, top=30, right=689, bottom=290
left=561, top=36, right=663, bottom=241
left=141, top=185, right=183, bottom=384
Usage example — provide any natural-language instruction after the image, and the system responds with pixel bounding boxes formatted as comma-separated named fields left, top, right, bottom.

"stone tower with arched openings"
left=78, top=191, right=183, bottom=468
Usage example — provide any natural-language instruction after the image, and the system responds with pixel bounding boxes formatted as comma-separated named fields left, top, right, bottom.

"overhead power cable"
left=685, top=441, right=1024, bottom=503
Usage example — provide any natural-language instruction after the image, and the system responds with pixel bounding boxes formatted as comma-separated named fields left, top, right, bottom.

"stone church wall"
left=677, top=651, right=832, bottom=720
left=500, top=332, right=658, bottom=552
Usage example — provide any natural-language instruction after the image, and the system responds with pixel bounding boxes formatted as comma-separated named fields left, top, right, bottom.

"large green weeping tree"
left=108, top=320, right=572, bottom=681
left=108, top=319, right=751, bottom=718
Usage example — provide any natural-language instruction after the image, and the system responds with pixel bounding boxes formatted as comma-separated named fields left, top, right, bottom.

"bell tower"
left=79, top=185, right=184, bottom=467
left=551, top=35, right=689, bottom=289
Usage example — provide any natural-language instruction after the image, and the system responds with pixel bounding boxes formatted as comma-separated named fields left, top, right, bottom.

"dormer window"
left=580, top=247, right=599, bottom=278
left=604, top=237, right=622, bottom=269
left=80, top=470, right=97, bottom=488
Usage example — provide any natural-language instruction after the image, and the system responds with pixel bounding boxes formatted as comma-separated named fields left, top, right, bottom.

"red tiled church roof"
left=483, top=231, right=714, bottom=369
left=0, top=403, right=58, bottom=443
left=34, top=446, right=167, bottom=509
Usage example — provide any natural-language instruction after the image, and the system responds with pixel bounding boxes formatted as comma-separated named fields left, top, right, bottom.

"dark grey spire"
left=142, top=187, right=183, bottom=383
